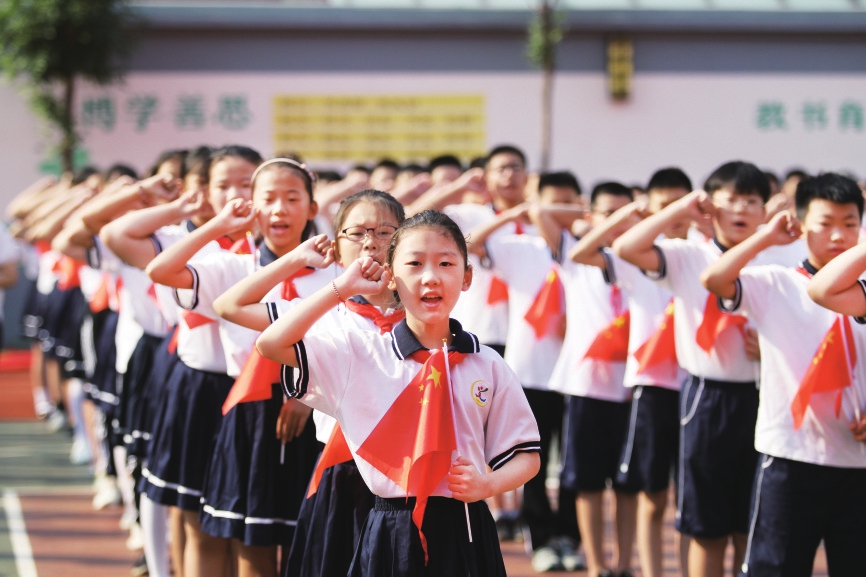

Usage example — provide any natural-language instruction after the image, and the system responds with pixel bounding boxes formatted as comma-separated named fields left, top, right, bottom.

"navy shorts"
left=616, top=385, right=680, bottom=493
left=677, top=376, right=759, bottom=539
left=741, top=455, right=866, bottom=577
left=561, top=395, right=639, bottom=493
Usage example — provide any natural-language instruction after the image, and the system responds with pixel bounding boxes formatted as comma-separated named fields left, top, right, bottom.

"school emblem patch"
left=470, top=379, right=490, bottom=407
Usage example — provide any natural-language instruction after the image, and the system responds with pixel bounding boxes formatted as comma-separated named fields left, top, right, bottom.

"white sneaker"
left=92, top=475, right=122, bottom=509
left=531, top=546, right=564, bottom=572
left=46, top=409, right=68, bottom=433
left=552, top=536, right=586, bottom=572
left=70, top=436, right=92, bottom=465
left=119, top=506, right=138, bottom=530
left=126, top=522, right=144, bottom=551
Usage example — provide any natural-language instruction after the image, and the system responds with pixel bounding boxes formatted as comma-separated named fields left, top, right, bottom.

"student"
left=214, top=189, right=406, bottom=577
left=538, top=181, right=637, bottom=577
left=369, top=159, right=400, bottom=192
left=146, top=156, right=329, bottom=577
left=0, top=224, right=20, bottom=350
left=613, top=161, right=793, bottom=577
left=468, top=171, right=583, bottom=572
left=256, top=210, right=541, bottom=577
left=569, top=168, right=693, bottom=577
left=701, top=173, right=866, bottom=577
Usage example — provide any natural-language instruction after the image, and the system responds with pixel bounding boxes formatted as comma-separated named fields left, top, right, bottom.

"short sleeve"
left=731, top=266, right=783, bottom=326
left=651, top=239, right=703, bottom=292
left=289, top=329, right=359, bottom=416
left=482, top=353, right=542, bottom=470
left=183, top=253, right=249, bottom=316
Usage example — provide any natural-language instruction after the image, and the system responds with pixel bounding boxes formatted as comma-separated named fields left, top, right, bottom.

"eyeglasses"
left=490, top=163, right=525, bottom=175
left=340, top=225, right=397, bottom=242
left=713, top=195, right=764, bottom=213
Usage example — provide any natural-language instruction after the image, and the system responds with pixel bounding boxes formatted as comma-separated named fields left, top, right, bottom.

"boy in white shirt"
left=613, top=161, right=791, bottom=577
left=701, top=172, right=866, bottom=576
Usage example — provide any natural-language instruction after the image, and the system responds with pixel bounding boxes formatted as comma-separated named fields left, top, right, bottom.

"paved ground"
left=0, top=364, right=829, bottom=576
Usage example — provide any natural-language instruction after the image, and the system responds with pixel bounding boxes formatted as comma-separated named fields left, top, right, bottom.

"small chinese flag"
left=53, top=255, right=82, bottom=291
left=487, top=275, right=510, bottom=305
left=221, top=349, right=281, bottom=415
left=695, top=293, right=747, bottom=354
left=307, top=425, right=353, bottom=497
left=216, top=236, right=236, bottom=250
left=584, top=311, right=631, bottom=362
left=89, top=273, right=112, bottom=314
left=791, top=315, right=857, bottom=430
left=633, top=300, right=677, bottom=374
left=355, top=348, right=467, bottom=564
left=524, top=267, right=565, bottom=339
left=230, top=235, right=254, bottom=255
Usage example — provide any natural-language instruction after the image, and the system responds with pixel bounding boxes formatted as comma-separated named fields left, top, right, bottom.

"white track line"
left=3, top=488, right=38, bottom=577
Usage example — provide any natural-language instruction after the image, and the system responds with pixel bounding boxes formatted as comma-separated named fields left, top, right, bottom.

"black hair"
left=647, top=167, right=692, bottom=193
left=785, top=168, right=810, bottom=182
left=274, top=151, right=305, bottom=164
left=210, top=145, right=263, bottom=172
left=104, top=163, right=138, bottom=182
left=538, top=171, right=582, bottom=196
left=387, top=210, right=469, bottom=273
left=590, top=181, right=633, bottom=208
left=468, top=156, right=487, bottom=170
left=185, top=146, right=213, bottom=184
left=485, top=145, right=526, bottom=169
left=315, top=170, right=343, bottom=184
left=704, top=161, right=771, bottom=202
left=147, top=149, right=188, bottom=179
left=350, top=165, right=372, bottom=175
left=71, top=166, right=100, bottom=186
left=763, top=170, right=780, bottom=190
left=795, top=172, right=864, bottom=220
left=374, top=159, right=400, bottom=172
left=398, top=164, right=427, bottom=177
left=428, top=154, right=463, bottom=173
left=252, top=158, right=315, bottom=198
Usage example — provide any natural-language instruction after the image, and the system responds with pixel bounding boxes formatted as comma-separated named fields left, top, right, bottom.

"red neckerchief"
left=344, top=299, right=405, bottom=334
left=281, top=267, right=316, bottom=301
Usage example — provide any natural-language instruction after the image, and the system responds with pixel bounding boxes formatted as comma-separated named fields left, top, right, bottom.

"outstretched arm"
left=146, top=198, right=256, bottom=289
left=101, top=187, right=210, bottom=270
left=80, top=175, right=178, bottom=234
left=406, top=168, right=485, bottom=215
left=613, top=189, right=714, bottom=272
left=527, top=203, right=585, bottom=257
left=256, top=256, right=388, bottom=367
left=214, top=234, right=334, bottom=331
left=808, top=240, right=866, bottom=317
left=701, top=211, right=801, bottom=301
left=466, top=203, right=528, bottom=258
left=569, top=201, right=644, bottom=268
left=447, top=452, right=540, bottom=503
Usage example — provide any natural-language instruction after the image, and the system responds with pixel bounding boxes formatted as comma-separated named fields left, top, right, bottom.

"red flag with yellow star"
left=306, top=425, right=353, bottom=498
left=355, top=348, right=466, bottom=563
left=695, top=293, right=747, bottom=354
left=524, top=267, right=564, bottom=339
left=487, top=275, right=510, bottom=305
left=633, top=300, right=677, bottom=374
left=584, top=311, right=631, bottom=362
left=791, top=315, right=857, bottom=430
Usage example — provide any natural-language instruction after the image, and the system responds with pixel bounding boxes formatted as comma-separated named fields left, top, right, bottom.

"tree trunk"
left=61, top=74, right=75, bottom=175
left=539, top=0, right=554, bottom=172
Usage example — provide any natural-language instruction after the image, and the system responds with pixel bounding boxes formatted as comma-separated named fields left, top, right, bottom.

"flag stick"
left=442, top=340, right=472, bottom=543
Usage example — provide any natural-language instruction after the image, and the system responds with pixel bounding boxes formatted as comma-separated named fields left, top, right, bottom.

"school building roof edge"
left=129, top=5, right=866, bottom=34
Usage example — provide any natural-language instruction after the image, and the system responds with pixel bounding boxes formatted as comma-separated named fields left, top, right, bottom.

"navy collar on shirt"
left=712, top=237, right=730, bottom=253
left=390, top=318, right=480, bottom=360
left=258, top=241, right=278, bottom=267
left=800, top=259, right=819, bottom=277
left=185, top=219, right=197, bottom=233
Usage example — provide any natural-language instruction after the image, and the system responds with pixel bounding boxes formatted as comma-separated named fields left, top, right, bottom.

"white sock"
left=140, top=494, right=170, bottom=577
left=112, top=446, right=136, bottom=510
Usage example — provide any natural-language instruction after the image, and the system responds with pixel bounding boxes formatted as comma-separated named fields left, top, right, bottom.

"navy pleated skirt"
left=349, top=496, right=506, bottom=577
left=285, top=460, right=375, bottom=577
left=142, top=360, right=234, bottom=511
left=199, top=384, right=322, bottom=546
left=119, top=333, right=165, bottom=458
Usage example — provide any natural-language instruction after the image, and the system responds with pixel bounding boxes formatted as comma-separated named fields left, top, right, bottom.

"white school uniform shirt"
left=87, top=237, right=148, bottom=374
left=287, top=318, right=541, bottom=499
left=445, top=203, right=523, bottom=347
left=0, top=227, right=20, bottom=320
left=547, top=234, right=629, bottom=402
left=186, top=243, right=334, bottom=377
left=36, top=249, right=61, bottom=295
left=726, top=261, right=866, bottom=468
left=485, top=233, right=563, bottom=389
left=651, top=237, right=795, bottom=383
left=150, top=222, right=232, bottom=373
left=603, top=249, right=686, bottom=390
left=272, top=295, right=403, bottom=444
